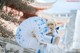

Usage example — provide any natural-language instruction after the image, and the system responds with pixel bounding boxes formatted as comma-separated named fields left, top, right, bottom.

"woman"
left=46, top=19, right=60, bottom=44
left=37, top=19, right=61, bottom=53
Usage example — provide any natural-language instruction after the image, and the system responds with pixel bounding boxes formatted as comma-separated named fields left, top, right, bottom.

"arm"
left=34, top=30, right=52, bottom=45
left=53, top=30, right=60, bottom=45
left=54, top=36, right=60, bottom=45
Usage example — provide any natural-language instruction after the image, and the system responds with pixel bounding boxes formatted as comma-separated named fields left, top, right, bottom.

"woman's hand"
left=46, top=30, right=53, bottom=35
left=32, top=34, right=36, bottom=38
left=32, top=31, right=36, bottom=38
left=40, top=42, right=47, bottom=47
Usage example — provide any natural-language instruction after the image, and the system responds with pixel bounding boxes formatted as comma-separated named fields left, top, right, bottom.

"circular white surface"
left=16, top=17, right=48, bottom=50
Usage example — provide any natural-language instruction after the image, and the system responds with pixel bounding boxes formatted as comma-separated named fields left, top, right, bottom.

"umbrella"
left=16, top=17, right=48, bottom=50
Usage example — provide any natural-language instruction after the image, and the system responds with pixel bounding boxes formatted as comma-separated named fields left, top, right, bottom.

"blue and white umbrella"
left=16, top=17, right=48, bottom=50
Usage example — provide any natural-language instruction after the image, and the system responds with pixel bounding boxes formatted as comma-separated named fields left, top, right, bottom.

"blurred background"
left=0, top=0, right=80, bottom=53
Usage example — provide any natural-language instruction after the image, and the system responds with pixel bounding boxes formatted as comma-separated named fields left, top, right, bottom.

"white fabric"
left=37, top=44, right=63, bottom=53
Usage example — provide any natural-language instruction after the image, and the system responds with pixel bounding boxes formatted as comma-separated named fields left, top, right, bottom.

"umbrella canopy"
left=16, top=17, right=48, bottom=50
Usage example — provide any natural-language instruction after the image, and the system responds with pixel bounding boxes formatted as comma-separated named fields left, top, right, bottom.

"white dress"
left=37, top=27, right=59, bottom=53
